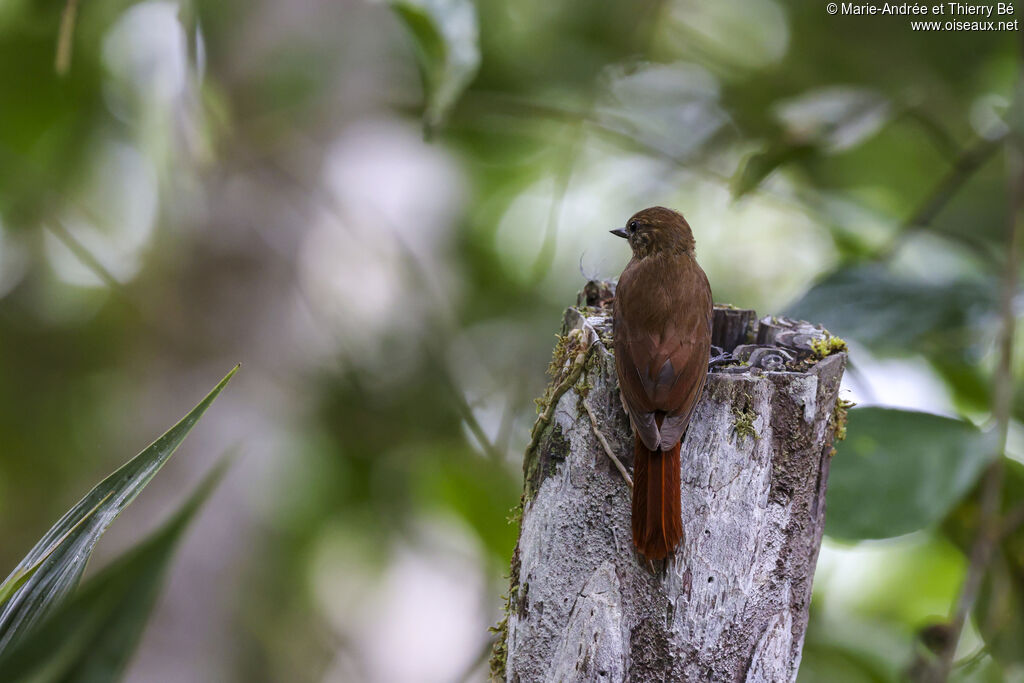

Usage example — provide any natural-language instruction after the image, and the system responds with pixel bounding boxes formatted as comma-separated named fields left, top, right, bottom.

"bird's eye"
left=628, top=221, right=638, bottom=233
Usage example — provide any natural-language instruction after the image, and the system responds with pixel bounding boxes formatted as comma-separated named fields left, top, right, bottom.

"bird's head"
left=610, top=206, right=695, bottom=259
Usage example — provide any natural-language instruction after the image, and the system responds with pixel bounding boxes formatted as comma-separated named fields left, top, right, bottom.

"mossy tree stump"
left=493, top=281, right=848, bottom=682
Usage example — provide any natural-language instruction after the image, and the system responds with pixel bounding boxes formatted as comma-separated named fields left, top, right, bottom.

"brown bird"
left=611, top=207, right=712, bottom=560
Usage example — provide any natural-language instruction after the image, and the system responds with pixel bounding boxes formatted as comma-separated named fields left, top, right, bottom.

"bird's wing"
left=654, top=284, right=713, bottom=449
left=614, top=268, right=712, bottom=451
left=614, top=337, right=661, bottom=451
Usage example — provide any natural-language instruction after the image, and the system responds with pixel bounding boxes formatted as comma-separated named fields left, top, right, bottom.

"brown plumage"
left=611, top=207, right=712, bottom=560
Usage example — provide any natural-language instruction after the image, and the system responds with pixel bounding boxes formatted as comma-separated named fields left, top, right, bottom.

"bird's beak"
left=609, top=228, right=628, bottom=239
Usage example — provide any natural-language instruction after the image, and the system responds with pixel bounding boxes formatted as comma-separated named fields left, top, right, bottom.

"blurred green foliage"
left=0, top=0, right=1021, bottom=681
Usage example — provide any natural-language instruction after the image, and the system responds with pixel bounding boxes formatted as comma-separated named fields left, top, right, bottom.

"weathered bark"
left=494, top=281, right=848, bottom=683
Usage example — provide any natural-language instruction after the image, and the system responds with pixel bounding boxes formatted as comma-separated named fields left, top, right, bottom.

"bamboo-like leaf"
left=0, top=459, right=229, bottom=682
left=0, top=493, right=112, bottom=610
left=0, top=365, right=238, bottom=654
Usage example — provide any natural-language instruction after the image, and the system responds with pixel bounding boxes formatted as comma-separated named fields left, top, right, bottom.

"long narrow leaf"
left=0, top=459, right=230, bottom=682
left=0, top=365, right=238, bottom=653
left=0, top=493, right=112, bottom=610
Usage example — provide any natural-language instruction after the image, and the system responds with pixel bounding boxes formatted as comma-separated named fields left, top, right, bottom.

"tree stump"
left=493, top=281, right=848, bottom=682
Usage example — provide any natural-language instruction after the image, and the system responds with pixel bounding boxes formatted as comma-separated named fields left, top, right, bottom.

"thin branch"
left=525, top=331, right=592, bottom=459
left=907, top=138, right=1004, bottom=229
left=930, top=125, right=1023, bottom=683
left=45, top=221, right=122, bottom=291
left=888, top=134, right=1005, bottom=258
left=896, top=105, right=961, bottom=161
left=999, top=502, right=1024, bottom=540
left=55, top=0, right=81, bottom=76
left=582, top=397, right=633, bottom=490
left=867, top=134, right=1006, bottom=268
left=443, top=369, right=506, bottom=463
left=495, top=379, right=526, bottom=456
left=42, top=221, right=216, bottom=359
left=638, top=0, right=671, bottom=54
left=453, top=634, right=495, bottom=683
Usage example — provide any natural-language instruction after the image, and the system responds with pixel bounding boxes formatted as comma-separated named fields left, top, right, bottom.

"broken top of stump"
left=576, top=278, right=846, bottom=377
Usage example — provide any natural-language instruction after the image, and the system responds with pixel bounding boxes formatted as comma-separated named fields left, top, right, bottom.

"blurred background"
left=0, top=0, right=1021, bottom=680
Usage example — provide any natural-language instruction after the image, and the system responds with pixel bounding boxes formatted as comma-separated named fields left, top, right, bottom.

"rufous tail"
left=631, top=436, right=683, bottom=560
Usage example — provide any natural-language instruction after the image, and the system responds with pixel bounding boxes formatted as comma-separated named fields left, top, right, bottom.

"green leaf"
left=0, top=459, right=229, bottom=682
left=773, top=87, right=891, bottom=153
left=0, top=493, right=112, bottom=610
left=786, top=266, right=997, bottom=353
left=389, top=0, right=480, bottom=134
left=0, top=365, right=238, bottom=654
left=825, top=407, right=996, bottom=540
left=732, top=140, right=817, bottom=198
left=597, top=62, right=731, bottom=161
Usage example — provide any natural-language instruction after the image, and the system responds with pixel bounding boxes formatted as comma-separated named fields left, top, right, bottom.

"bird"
left=610, top=206, right=713, bottom=560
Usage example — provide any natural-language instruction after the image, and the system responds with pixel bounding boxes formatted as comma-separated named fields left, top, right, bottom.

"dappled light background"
left=0, top=0, right=1022, bottom=681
